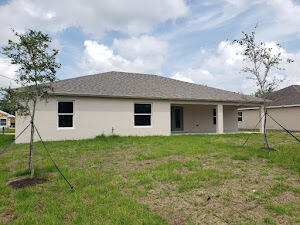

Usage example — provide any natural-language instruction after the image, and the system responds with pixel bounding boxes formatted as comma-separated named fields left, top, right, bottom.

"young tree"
left=234, top=28, right=293, bottom=151
left=1, top=30, right=60, bottom=178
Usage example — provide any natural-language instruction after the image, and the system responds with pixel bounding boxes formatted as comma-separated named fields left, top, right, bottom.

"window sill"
left=134, top=126, right=152, bottom=128
left=57, top=127, right=75, bottom=130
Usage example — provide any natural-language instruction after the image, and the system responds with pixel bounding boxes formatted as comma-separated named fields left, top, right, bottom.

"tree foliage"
left=0, top=88, right=17, bottom=115
left=234, top=28, right=293, bottom=100
left=1, top=29, right=60, bottom=116
left=254, top=86, right=275, bottom=98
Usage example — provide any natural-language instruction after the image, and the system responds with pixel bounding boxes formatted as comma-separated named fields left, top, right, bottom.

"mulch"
left=8, top=177, right=48, bottom=189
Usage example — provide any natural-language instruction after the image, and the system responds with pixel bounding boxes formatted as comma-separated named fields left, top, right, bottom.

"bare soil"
left=8, top=177, right=48, bottom=189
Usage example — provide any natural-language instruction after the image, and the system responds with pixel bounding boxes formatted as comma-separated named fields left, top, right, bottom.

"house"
left=238, top=85, right=300, bottom=131
left=0, top=110, right=15, bottom=128
left=15, top=71, right=265, bottom=143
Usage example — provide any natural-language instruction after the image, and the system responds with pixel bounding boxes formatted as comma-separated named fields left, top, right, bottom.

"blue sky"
left=0, top=0, right=299, bottom=93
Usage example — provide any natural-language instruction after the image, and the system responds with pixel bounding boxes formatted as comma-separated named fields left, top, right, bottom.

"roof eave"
left=50, top=92, right=265, bottom=105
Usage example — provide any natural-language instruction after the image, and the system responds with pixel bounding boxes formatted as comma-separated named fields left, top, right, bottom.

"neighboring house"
left=15, top=71, right=264, bottom=143
left=0, top=110, right=15, bottom=128
left=238, top=85, right=300, bottom=131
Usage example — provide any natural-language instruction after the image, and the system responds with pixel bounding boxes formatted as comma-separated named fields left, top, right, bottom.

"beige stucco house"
left=0, top=110, right=15, bottom=128
left=15, top=71, right=265, bottom=143
left=238, top=85, right=300, bottom=131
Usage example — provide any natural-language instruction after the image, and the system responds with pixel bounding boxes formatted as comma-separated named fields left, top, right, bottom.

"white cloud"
left=0, top=0, right=188, bottom=44
left=113, top=35, right=168, bottom=60
left=80, top=40, right=129, bottom=73
left=196, top=0, right=300, bottom=42
left=269, top=0, right=300, bottom=25
left=162, top=0, right=262, bottom=40
left=171, top=68, right=214, bottom=84
left=80, top=35, right=168, bottom=73
left=173, top=40, right=300, bottom=94
left=0, top=58, right=18, bottom=88
left=171, top=74, right=195, bottom=83
left=256, top=0, right=300, bottom=40
left=282, top=50, right=300, bottom=87
left=161, top=0, right=298, bottom=45
left=205, top=41, right=243, bottom=69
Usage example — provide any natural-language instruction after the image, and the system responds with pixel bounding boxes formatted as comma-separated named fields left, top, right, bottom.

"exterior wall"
left=181, top=104, right=216, bottom=133
left=238, top=108, right=260, bottom=129
left=238, top=106, right=300, bottom=131
left=173, top=104, right=238, bottom=133
left=224, top=105, right=238, bottom=133
left=15, top=96, right=243, bottom=143
left=0, top=112, right=11, bottom=128
left=16, top=96, right=171, bottom=143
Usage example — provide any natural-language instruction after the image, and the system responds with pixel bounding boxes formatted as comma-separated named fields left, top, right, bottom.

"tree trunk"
left=263, top=106, right=270, bottom=153
left=29, top=100, right=37, bottom=179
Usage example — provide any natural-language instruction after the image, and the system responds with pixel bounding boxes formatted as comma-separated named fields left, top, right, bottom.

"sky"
left=0, top=0, right=299, bottom=94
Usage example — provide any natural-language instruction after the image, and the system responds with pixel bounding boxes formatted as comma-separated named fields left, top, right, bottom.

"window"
left=238, top=111, right=243, bottom=122
left=58, top=102, right=73, bottom=128
left=213, top=109, right=216, bottom=125
left=0, top=119, right=6, bottom=127
left=134, top=103, right=151, bottom=126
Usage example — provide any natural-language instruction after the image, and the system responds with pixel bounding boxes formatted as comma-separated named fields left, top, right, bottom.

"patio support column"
left=216, top=104, right=224, bottom=134
left=260, top=105, right=265, bottom=133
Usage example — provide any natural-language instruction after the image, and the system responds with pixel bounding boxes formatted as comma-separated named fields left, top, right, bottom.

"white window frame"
left=0, top=118, right=7, bottom=127
left=57, top=101, right=74, bottom=129
left=134, top=103, right=152, bottom=128
left=238, top=111, right=243, bottom=122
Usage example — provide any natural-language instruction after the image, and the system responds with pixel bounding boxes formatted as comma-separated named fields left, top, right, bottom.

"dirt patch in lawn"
left=8, top=177, right=48, bottom=189
left=0, top=207, right=11, bottom=224
left=134, top=156, right=299, bottom=225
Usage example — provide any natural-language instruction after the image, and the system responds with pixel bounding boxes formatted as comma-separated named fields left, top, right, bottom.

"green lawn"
left=1, top=128, right=15, bottom=134
left=0, top=133, right=299, bottom=225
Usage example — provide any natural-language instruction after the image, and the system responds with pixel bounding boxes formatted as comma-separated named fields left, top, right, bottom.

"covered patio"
left=170, top=103, right=256, bottom=134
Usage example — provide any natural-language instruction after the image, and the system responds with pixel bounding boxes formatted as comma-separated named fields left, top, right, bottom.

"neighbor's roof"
left=0, top=110, right=15, bottom=118
left=51, top=71, right=264, bottom=104
left=265, top=85, right=300, bottom=107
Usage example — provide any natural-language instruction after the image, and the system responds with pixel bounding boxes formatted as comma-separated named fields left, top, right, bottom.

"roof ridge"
left=53, top=71, right=160, bottom=84
left=53, top=71, right=109, bottom=83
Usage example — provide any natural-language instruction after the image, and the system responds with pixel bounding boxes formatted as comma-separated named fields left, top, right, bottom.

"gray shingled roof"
left=51, top=71, right=264, bottom=104
left=266, top=85, right=300, bottom=106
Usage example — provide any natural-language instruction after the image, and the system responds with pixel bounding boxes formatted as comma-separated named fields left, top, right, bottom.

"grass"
left=0, top=128, right=15, bottom=134
left=0, top=132, right=299, bottom=224
left=265, top=203, right=296, bottom=216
